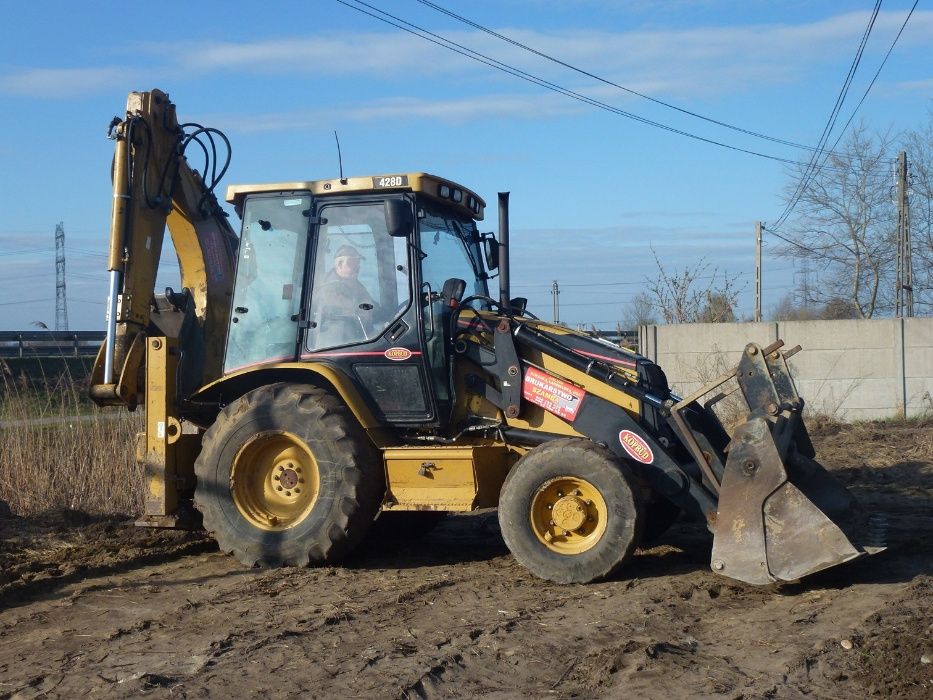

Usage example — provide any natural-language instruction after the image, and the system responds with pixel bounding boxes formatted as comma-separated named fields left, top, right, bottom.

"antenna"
left=334, top=131, right=347, bottom=184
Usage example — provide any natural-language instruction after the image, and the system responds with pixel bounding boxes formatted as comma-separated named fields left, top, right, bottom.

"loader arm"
left=90, top=89, right=238, bottom=409
left=455, top=307, right=883, bottom=586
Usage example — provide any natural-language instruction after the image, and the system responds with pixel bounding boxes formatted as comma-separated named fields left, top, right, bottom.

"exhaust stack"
left=498, top=192, right=510, bottom=311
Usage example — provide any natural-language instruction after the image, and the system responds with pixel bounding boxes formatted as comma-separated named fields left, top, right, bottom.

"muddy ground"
left=1, top=421, right=931, bottom=699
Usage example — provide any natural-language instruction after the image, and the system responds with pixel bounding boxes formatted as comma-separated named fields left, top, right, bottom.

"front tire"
left=498, top=439, right=643, bottom=584
left=194, top=383, right=383, bottom=567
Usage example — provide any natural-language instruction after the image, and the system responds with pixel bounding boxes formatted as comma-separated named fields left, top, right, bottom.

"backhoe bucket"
left=671, top=341, right=884, bottom=586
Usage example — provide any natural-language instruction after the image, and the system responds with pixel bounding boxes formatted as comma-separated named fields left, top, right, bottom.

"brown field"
left=0, top=381, right=930, bottom=698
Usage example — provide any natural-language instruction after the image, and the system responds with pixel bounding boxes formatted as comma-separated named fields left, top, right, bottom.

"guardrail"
left=0, top=331, right=104, bottom=359
left=0, top=328, right=637, bottom=359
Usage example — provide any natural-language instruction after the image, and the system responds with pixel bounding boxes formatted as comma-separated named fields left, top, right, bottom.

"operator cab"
left=224, top=173, right=490, bottom=427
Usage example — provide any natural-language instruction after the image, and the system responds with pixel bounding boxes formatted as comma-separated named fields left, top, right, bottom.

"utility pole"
left=55, top=221, right=69, bottom=331
left=754, top=221, right=762, bottom=322
left=895, top=151, right=914, bottom=318
left=551, top=280, right=560, bottom=324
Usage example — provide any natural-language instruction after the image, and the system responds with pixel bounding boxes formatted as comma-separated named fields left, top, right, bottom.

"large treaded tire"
left=498, top=438, right=643, bottom=584
left=194, top=383, right=383, bottom=567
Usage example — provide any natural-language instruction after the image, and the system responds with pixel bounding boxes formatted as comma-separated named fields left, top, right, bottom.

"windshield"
left=418, top=202, right=488, bottom=300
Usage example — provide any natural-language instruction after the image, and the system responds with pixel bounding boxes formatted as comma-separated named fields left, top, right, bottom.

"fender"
left=187, top=361, right=383, bottom=436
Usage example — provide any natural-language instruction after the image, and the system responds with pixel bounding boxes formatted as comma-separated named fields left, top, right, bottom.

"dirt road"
left=1, top=421, right=930, bottom=699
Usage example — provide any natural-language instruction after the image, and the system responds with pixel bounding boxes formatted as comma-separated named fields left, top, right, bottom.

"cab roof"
left=225, top=172, right=485, bottom=221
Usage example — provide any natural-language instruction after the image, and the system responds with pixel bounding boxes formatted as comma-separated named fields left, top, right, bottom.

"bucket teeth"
left=864, top=514, right=888, bottom=550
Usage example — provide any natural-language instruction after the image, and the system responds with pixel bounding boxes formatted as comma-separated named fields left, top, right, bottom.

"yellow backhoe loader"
left=91, top=89, right=883, bottom=585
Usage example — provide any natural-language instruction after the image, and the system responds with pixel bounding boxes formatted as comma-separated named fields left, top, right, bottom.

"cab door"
left=303, top=197, right=437, bottom=423
left=416, top=206, right=489, bottom=423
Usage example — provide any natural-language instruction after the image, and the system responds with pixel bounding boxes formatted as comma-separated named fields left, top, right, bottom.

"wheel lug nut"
left=587, top=516, right=594, bottom=522
left=547, top=504, right=553, bottom=510
left=563, top=530, right=571, bottom=536
left=295, top=467, right=302, bottom=474
left=276, top=485, right=283, bottom=491
left=278, top=465, right=285, bottom=472
left=549, top=520, right=555, bottom=526
left=285, top=491, right=292, bottom=496
left=557, top=491, right=564, bottom=497
left=299, top=478, right=305, bottom=484
left=294, top=488, right=300, bottom=494
left=573, top=489, right=581, bottom=496
left=273, top=475, right=280, bottom=481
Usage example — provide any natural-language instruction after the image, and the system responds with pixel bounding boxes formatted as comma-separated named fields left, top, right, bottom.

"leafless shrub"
left=645, top=247, right=743, bottom=324
left=0, top=365, right=143, bottom=517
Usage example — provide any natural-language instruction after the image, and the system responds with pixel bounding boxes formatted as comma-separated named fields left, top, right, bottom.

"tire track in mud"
left=1, top=421, right=929, bottom=698
left=0, top=525, right=514, bottom=698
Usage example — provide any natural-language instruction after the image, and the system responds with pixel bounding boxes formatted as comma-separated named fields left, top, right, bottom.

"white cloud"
left=897, top=78, right=933, bottom=92
left=3, top=9, right=930, bottom=106
left=0, top=67, right=135, bottom=97
left=210, top=92, right=583, bottom=132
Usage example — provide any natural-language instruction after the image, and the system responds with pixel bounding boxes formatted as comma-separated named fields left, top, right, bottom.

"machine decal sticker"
left=618, top=430, right=654, bottom=464
left=373, top=175, right=409, bottom=188
left=384, top=347, right=413, bottom=361
left=522, top=367, right=585, bottom=421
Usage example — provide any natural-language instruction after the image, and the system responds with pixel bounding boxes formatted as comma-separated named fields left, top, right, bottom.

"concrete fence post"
left=895, top=318, right=907, bottom=418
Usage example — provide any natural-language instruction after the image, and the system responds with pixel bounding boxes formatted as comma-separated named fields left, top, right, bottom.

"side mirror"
left=482, top=235, right=499, bottom=270
left=384, top=199, right=413, bottom=237
left=442, top=278, right=467, bottom=308
left=509, top=297, right=528, bottom=314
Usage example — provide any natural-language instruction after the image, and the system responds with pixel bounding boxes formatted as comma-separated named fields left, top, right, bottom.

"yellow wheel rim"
left=230, top=431, right=320, bottom=531
left=529, top=476, right=608, bottom=555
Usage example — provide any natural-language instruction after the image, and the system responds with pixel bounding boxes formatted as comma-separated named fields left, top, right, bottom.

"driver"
left=315, top=245, right=375, bottom=345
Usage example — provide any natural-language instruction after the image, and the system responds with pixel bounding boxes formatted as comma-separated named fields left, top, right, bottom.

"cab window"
left=224, top=194, right=310, bottom=372
left=306, top=202, right=411, bottom=351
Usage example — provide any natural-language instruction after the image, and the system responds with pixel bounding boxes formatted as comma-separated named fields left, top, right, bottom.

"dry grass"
left=0, top=361, right=143, bottom=517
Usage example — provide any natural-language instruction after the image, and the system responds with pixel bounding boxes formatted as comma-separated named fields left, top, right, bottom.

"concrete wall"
left=638, top=318, right=933, bottom=421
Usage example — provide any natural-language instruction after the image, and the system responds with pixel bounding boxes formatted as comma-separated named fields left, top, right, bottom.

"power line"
left=0, top=298, right=50, bottom=306
left=0, top=248, right=50, bottom=257
left=764, top=2, right=917, bottom=253
left=824, top=0, right=920, bottom=158
left=415, top=0, right=827, bottom=154
left=770, top=1, right=883, bottom=233
left=336, top=0, right=846, bottom=168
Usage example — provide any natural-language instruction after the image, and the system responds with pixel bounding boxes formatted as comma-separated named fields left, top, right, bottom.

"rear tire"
left=194, top=383, right=383, bottom=567
left=498, top=438, right=643, bottom=584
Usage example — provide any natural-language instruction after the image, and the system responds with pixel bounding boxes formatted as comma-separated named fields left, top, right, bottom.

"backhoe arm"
left=90, top=89, right=237, bottom=408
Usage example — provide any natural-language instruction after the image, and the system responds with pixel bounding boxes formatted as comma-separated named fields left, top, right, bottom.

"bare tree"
left=776, top=123, right=897, bottom=318
left=621, top=291, right=657, bottom=329
left=644, top=247, right=742, bottom=324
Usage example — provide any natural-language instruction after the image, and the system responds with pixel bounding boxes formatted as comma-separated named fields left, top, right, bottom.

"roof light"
left=452, top=189, right=463, bottom=203
left=439, top=184, right=450, bottom=198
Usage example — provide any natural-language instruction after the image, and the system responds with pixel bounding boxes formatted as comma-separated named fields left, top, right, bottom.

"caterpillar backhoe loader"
left=91, top=89, right=882, bottom=585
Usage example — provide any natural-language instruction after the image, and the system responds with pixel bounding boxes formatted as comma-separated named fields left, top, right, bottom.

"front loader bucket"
left=710, top=416, right=879, bottom=585
left=669, top=341, right=884, bottom=586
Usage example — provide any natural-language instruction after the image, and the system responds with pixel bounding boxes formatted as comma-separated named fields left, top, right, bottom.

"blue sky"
left=0, top=0, right=930, bottom=329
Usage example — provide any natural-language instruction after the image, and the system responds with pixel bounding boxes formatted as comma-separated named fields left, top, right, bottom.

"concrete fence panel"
left=639, top=318, right=933, bottom=421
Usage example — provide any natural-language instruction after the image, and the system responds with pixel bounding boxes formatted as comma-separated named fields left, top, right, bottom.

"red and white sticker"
left=618, top=430, right=654, bottom=464
left=384, top=347, right=412, bottom=361
left=522, top=367, right=585, bottom=421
